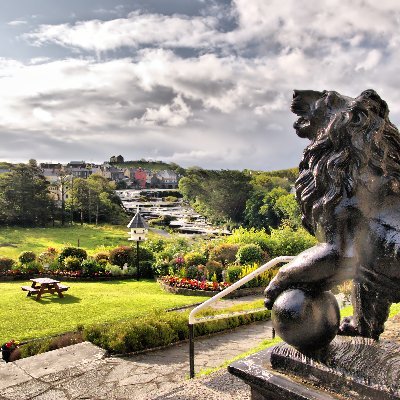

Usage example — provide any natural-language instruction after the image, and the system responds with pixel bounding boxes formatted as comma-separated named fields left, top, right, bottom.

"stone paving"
left=0, top=320, right=272, bottom=400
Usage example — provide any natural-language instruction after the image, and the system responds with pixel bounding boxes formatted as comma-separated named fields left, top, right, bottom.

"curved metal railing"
left=188, top=255, right=295, bottom=378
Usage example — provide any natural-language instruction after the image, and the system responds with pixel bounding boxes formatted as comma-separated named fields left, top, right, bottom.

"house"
left=67, top=161, right=87, bottom=168
left=134, top=168, right=147, bottom=188
left=68, top=167, right=91, bottom=179
left=40, top=163, right=62, bottom=170
left=156, top=170, right=179, bottom=188
left=42, top=168, right=60, bottom=184
left=101, top=165, right=125, bottom=182
left=45, top=174, right=72, bottom=206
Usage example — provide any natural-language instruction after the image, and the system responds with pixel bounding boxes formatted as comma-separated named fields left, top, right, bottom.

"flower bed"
left=0, top=270, right=137, bottom=281
left=159, top=276, right=264, bottom=298
left=161, top=276, right=230, bottom=291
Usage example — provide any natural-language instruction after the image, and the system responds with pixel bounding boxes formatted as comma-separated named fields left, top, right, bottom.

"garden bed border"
left=158, top=280, right=264, bottom=298
left=0, top=274, right=136, bottom=282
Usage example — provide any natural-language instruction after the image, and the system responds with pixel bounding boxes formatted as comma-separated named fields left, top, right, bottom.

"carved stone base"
left=228, top=337, right=400, bottom=400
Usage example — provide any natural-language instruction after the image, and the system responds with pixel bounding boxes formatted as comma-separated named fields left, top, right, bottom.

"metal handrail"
left=188, top=255, right=295, bottom=378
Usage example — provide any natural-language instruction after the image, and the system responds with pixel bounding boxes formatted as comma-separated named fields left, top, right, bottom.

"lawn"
left=0, top=280, right=209, bottom=343
left=0, top=224, right=132, bottom=259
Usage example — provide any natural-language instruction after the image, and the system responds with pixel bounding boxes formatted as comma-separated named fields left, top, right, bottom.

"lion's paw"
left=338, top=316, right=359, bottom=336
left=264, top=284, right=282, bottom=310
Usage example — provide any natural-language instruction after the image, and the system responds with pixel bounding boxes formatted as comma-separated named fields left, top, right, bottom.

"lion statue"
left=264, top=89, right=400, bottom=340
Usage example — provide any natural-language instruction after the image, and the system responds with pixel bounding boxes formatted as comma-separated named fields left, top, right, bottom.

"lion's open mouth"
left=293, top=116, right=310, bottom=130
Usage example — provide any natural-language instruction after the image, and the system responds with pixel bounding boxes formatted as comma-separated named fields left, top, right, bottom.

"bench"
left=21, top=286, right=39, bottom=293
left=21, top=286, right=40, bottom=297
left=57, top=285, right=69, bottom=292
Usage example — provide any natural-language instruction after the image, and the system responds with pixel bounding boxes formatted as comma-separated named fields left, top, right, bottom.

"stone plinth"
left=228, top=337, right=400, bottom=400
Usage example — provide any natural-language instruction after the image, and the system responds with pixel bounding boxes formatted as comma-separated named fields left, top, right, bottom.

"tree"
left=66, top=175, right=124, bottom=224
left=179, top=169, right=251, bottom=225
left=0, top=162, right=53, bottom=226
left=274, top=193, right=302, bottom=228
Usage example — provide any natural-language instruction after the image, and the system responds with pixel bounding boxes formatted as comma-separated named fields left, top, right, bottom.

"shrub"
left=83, top=308, right=270, bottom=355
left=81, top=259, right=105, bottom=275
left=18, top=251, right=36, bottom=264
left=19, top=261, right=42, bottom=275
left=226, top=265, right=242, bottom=283
left=143, top=238, right=166, bottom=253
left=186, top=265, right=201, bottom=280
left=209, top=243, right=239, bottom=267
left=184, top=251, right=207, bottom=267
left=236, top=244, right=265, bottom=265
left=205, top=260, right=223, bottom=281
left=148, top=215, right=173, bottom=226
left=164, top=195, right=178, bottom=202
left=0, top=257, right=15, bottom=272
left=138, top=260, right=154, bottom=279
left=38, top=250, right=58, bottom=266
left=238, top=264, right=276, bottom=288
left=20, top=332, right=83, bottom=359
left=105, top=264, right=124, bottom=276
left=63, top=256, right=82, bottom=271
left=226, top=227, right=270, bottom=251
left=266, top=226, right=317, bottom=257
left=94, top=252, right=109, bottom=262
left=58, top=247, right=88, bottom=264
left=109, top=246, right=134, bottom=267
left=152, top=260, right=170, bottom=277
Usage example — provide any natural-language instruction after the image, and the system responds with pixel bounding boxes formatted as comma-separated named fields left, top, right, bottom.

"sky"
left=1, top=0, right=400, bottom=170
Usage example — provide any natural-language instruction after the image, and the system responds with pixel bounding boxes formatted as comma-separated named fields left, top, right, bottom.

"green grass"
left=196, top=301, right=400, bottom=377
left=0, top=224, right=134, bottom=259
left=198, top=299, right=265, bottom=317
left=0, top=280, right=209, bottom=343
left=197, top=336, right=282, bottom=377
left=340, top=303, right=400, bottom=319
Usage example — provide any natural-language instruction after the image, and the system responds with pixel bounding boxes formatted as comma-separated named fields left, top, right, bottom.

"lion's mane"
left=295, top=91, right=400, bottom=234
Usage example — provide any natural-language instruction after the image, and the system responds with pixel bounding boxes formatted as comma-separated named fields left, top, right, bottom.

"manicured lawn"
left=0, top=280, right=209, bottom=343
left=341, top=303, right=400, bottom=319
left=0, top=224, right=132, bottom=259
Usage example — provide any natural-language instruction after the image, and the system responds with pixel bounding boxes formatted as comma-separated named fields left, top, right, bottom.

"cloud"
left=8, top=20, right=27, bottom=26
left=33, top=107, right=53, bottom=123
left=3, top=0, right=400, bottom=169
left=132, top=95, right=192, bottom=127
left=24, top=11, right=219, bottom=54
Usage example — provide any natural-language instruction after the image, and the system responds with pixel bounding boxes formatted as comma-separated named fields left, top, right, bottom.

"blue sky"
left=1, top=0, right=400, bottom=170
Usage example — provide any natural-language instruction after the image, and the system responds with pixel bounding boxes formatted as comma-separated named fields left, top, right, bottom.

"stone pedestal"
left=228, top=337, right=400, bottom=400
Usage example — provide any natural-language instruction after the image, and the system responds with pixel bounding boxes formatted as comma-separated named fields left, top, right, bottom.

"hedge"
left=83, top=308, right=270, bottom=354
left=17, top=307, right=270, bottom=358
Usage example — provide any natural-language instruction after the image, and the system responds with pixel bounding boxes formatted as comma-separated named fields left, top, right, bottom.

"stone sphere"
left=272, top=289, right=340, bottom=351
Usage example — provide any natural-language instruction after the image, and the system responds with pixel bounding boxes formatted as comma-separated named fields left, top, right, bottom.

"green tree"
left=259, top=187, right=289, bottom=230
left=66, top=175, right=124, bottom=224
left=179, top=169, right=251, bottom=225
left=0, top=162, right=53, bottom=226
left=274, top=193, right=301, bottom=228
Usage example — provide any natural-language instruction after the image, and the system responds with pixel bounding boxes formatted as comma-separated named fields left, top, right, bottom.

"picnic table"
left=21, top=278, right=69, bottom=300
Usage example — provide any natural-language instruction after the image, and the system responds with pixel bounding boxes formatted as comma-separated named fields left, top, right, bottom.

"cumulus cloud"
left=24, top=11, right=219, bottom=54
left=3, top=0, right=400, bottom=169
left=132, top=95, right=192, bottom=127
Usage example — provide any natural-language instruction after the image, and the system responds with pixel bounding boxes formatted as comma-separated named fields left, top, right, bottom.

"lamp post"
left=127, top=206, right=148, bottom=280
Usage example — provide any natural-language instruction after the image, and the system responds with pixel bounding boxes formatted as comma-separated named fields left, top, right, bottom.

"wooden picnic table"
left=21, top=278, right=69, bottom=300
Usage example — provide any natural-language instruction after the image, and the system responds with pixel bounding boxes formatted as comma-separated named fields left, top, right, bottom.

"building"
left=110, top=155, right=124, bottom=163
left=134, top=168, right=147, bottom=189
left=101, top=165, right=125, bottom=182
left=156, top=170, right=179, bottom=188
left=67, top=161, right=87, bottom=168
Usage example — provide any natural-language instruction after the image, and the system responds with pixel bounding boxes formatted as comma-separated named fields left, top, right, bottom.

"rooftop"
left=127, top=211, right=148, bottom=229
